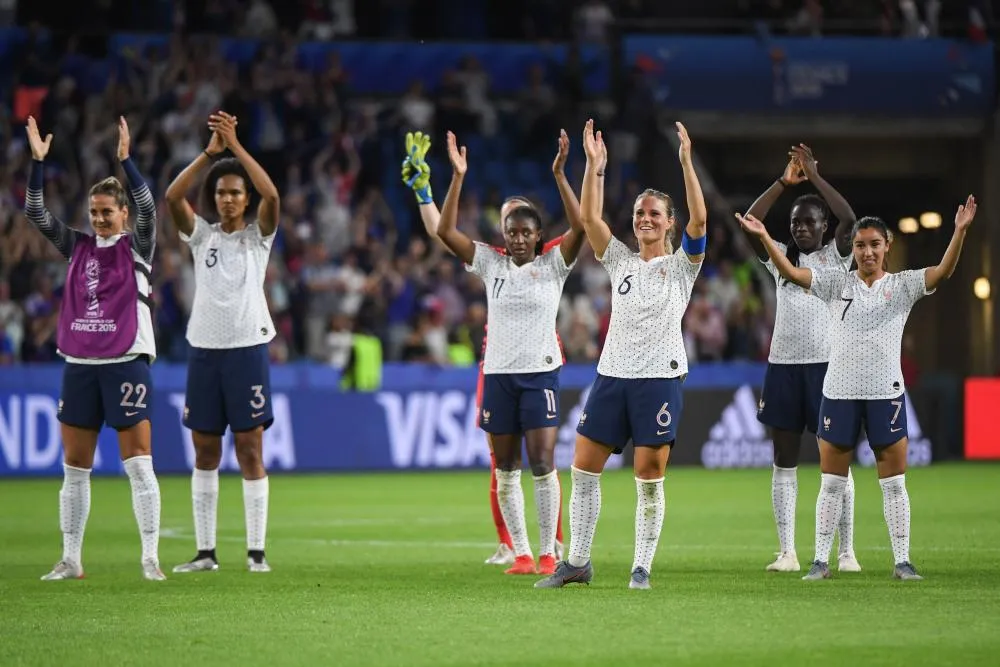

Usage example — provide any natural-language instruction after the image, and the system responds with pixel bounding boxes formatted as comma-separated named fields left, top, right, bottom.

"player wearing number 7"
left=536, top=120, right=708, bottom=590
left=738, top=196, right=977, bottom=581
left=437, top=131, right=586, bottom=576
left=25, top=116, right=165, bottom=581
left=165, top=111, right=281, bottom=574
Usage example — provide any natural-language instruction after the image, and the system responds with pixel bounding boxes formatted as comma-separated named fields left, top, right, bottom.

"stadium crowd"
left=4, top=0, right=989, bottom=369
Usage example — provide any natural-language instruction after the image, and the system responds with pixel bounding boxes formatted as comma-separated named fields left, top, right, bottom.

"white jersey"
left=763, top=240, right=850, bottom=364
left=181, top=215, right=276, bottom=349
left=597, top=236, right=702, bottom=379
left=64, top=235, right=156, bottom=365
left=468, top=242, right=574, bottom=374
left=809, top=267, right=933, bottom=400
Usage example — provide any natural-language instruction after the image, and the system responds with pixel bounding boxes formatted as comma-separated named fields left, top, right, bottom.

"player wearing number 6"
left=25, top=116, right=164, bottom=581
left=739, top=196, right=977, bottom=581
left=536, top=120, right=707, bottom=590
left=437, top=131, right=586, bottom=576
left=165, top=111, right=281, bottom=574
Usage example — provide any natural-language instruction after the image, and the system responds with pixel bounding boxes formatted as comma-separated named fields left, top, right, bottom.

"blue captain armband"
left=681, top=230, right=706, bottom=255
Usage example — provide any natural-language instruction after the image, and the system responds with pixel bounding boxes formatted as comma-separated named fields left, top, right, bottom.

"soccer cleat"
left=893, top=562, right=923, bottom=581
left=172, top=556, right=219, bottom=573
left=838, top=552, right=862, bottom=573
left=247, top=555, right=271, bottom=573
left=629, top=567, right=651, bottom=590
left=40, top=560, right=84, bottom=581
left=142, top=559, right=166, bottom=581
left=534, top=560, right=593, bottom=588
left=555, top=540, right=564, bottom=561
left=484, top=543, right=515, bottom=566
left=537, top=554, right=557, bottom=575
left=504, top=555, right=537, bottom=575
left=801, top=560, right=831, bottom=581
left=766, top=551, right=801, bottom=572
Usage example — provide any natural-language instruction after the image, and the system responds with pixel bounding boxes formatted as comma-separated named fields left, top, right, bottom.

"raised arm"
left=743, top=158, right=807, bottom=259
left=925, top=195, right=977, bottom=292
left=401, top=131, right=455, bottom=256
left=737, top=213, right=813, bottom=289
left=165, top=131, right=225, bottom=237
left=676, top=122, right=707, bottom=262
left=116, top=116, right=156, bottom=263
left=552, top=129, right=586, bottom=265
left=580, top=119, right=613, bottom=258
left=23, top=117, right=80, bottom=260
left=436, top=132, right=476, bottom=265
left=210, top=111, right=280, bottom=236
left=793, top=144, right=856, bottom=257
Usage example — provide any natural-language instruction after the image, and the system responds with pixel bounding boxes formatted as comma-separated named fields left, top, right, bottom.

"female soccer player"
left=436, top=130, right=585, bottom=576
left=25, top=116, right=164, bottom=581
left=401, top=130, right=583, bottom=566
left=536, top=119, right=707, bottom=590
left=738, top=195, right=977, bottom=580
left=742, top=144, right=860, bottom=574
left=165, top=111, right=281, bottom=574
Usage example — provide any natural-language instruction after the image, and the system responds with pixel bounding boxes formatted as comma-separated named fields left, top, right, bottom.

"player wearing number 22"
left=165, top=111, right=281, bottom=574
left=24, top=116, right=165, bottom=581
left=437, top=131, right=586, bottom=576
left=537, top=120, right=708, bottom=590
left=739, top=194, right=977, bottom=581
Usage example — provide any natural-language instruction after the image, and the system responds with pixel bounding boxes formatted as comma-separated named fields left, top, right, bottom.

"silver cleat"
left=535, top=560, right=593, bottom=588
left=40, top=560, right=84, bottom=581
left=172, top=556, right=219, bottom=573
left=629, top=567, right=651, bottom=590
left=247, top=556, right=271, bottom=573
left=893, top=562, right=923, bottom=581
left=802, top=560, right=831, bottom=581
left=142, top=559, right=167, bottom=581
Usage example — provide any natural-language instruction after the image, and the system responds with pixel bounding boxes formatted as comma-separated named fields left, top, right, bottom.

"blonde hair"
left=634, top=188, right=676, bottom=253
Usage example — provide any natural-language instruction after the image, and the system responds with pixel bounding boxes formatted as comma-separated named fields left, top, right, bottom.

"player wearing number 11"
left=24, top=116, right=164, bottom=581
left=536, top=120, right=708, bottom=591
left=739, top=195, right=977, bottom=581
left=437, top=131, right=586, bottom=576
left=165, top=111, right=281, bottom=574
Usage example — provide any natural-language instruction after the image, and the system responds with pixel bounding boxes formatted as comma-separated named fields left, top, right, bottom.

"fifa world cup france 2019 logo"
left=84, top=257, right=103, bottom=319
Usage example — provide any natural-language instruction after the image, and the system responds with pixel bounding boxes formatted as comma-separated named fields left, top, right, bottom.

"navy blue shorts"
left=758, top=362, right=828, bottom=434
left=576, top=374, right=684, bottom=453
left=818, top=394, right=909, bottom=449
left=184, top=344, right=274, bottom=435
left=59, top=356, right=153, bottom=430
left=480, top=370, right=560, bottom=434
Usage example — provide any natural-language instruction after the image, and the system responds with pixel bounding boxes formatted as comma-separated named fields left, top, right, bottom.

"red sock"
left=555, top=471, right=564, bottom=543
left=490, top=452, right=513, bottom=548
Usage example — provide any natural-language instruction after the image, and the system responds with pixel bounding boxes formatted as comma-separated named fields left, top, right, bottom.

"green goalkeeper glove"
left=401, top=131, right=433, bottom=205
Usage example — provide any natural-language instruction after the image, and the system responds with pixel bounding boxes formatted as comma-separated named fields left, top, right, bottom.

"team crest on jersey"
left=530, top=270, right=539, bottom=279
left=884, top=289, right=892, bottom=301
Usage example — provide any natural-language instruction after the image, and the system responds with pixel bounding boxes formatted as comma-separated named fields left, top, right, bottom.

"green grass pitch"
left=1, top=463, right=998, bottom=666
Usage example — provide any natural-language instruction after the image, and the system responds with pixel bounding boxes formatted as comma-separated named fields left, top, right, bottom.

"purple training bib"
left=57, top=234, right=140, bottom=358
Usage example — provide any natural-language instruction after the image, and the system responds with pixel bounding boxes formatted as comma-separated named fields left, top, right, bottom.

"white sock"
left=568, top=466, right=601, bottom=568
left=192, top=468, right=219, bottom=553
left=59, top=464, right=91, bottom=566
left=124, top=455, right=161, bottom=563
left=838, top=467, right=856, bottom=557
left=533, top=470, right=560, bottom=557
left=496, top=469, right=532, bottom=558
left=243, top=477, right=269, bottom=552
left=771, top=465, right=797, bottom=555
left=814, top=473, right=847, bottom=564
left=632, top=477, right=665, bottom=574
left=879, top=473, right=911, bottom=564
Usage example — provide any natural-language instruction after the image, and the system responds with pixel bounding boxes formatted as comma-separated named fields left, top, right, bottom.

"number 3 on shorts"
left=250, top=384, right=266, bottom=410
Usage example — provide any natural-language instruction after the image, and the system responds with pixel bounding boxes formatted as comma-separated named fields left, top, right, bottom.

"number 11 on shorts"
left=544, top=389, right=557, bottom=419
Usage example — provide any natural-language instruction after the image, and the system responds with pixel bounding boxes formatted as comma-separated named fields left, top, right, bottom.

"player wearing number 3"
left=25, top=116, right=165, bottom=581
left=165, top=111, right=281, bottom=574
left=437, top=131, right=586, bottom=576
left=537, top=120, right=707, bottom=590
left=739, top=195, right=977, bottom=581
